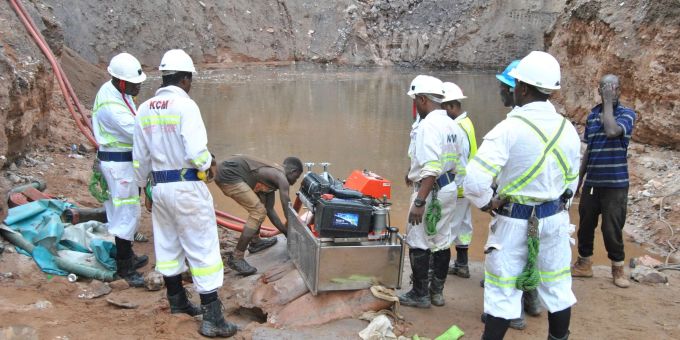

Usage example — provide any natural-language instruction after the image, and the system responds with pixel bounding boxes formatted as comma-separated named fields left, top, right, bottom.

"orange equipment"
left=344, top=170, right=391, bottom=199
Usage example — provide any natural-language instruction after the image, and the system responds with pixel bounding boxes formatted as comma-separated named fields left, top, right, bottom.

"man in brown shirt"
left=216, top=155, right=303, bottom=275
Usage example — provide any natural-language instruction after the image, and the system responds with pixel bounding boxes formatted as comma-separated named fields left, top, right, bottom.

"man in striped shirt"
left=572, top=74, right=636, bottom=288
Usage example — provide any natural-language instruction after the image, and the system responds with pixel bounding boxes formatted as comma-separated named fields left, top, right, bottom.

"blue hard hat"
left=496, top=60, right=521, bottom=88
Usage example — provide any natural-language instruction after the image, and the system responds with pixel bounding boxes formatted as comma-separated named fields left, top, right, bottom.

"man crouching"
left=215, top=155, right=303, bottom=275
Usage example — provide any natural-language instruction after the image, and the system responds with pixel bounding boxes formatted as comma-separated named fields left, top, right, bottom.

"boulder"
left=631, top=265, right=668, bottom=284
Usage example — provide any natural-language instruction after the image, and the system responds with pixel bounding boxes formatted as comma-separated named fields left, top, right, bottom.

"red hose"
left=215, top=209, right=278, bottom=232
left=216, top=218, right=279, bottom=237
left=9, top=0, right=97, bottom=147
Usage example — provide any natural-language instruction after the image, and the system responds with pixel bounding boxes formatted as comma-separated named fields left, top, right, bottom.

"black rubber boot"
left=227, top=254, right=257, bottom=276
left=448, top=261, right=470, bottom=278
left=548, top=331, right=570, bottom=340
left=429, top=249, right=450, bottom=306
left=481, top=314, right=510, bottom=340
left=131, top=251, right=149, bottom=269
left=399, top=249, right=431, bottom=308
left=199, top=299, right=237, bottom=338
left=523, top=289, right=542, bottom=317
left=247, top=237, right=278, bottom=254
left=167, top=288, right=202, bottom=316
left=481, top=313, right=526, bottom=330
left=116, top=257, right=145, bottom=287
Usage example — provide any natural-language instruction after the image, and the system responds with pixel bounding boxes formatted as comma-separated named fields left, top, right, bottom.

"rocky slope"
left=40, top=0, right=564, bottom=69
left=547, top=0, right=680, bottom=147
left=0, top=1, right=62, bottom=166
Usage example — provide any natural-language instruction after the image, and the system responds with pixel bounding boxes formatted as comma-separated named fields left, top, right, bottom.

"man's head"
left=107, top=52, right=146, bottom=97
left=496, top=60, right=520, bottom=107
left=441, top=82, right=466, bottom=119
left=283, top=157, right=303, bottom=185
left=509, top=51, right=561, bottom=107
left=159, top=49, right=196, bottom=93
left=599, top=74, right=620, bottom=105
left=407, top=75, right=444, bottom=118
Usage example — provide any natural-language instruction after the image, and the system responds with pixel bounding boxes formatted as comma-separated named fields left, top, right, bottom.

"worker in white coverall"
left=92, top=52, right=147, bottom=287
left=400, top=75, right=467, bottom=308
left=440, top=82, right=476, bottom=279
left=478, top=59, right=543, bottom=331
left=132, top=49, right=236, bottom=338
left=464, top=51, right=580, bottom=340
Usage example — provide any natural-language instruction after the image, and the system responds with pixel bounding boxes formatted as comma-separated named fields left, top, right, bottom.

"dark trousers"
left=577, top=186, right=628, bottom=262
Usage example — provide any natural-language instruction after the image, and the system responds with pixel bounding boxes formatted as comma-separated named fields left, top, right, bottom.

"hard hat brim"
left=107, top=67, right=147, bottom=84
left=496, top=74, right=515, bottom=88
left=508, top=68, right=560, bottom=90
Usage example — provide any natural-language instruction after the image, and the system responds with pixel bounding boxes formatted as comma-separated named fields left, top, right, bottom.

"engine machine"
left=287, top=164, right=405, bottom=295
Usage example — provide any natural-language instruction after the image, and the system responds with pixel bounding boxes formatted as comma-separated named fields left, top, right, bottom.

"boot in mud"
left=199, top=299, right=237, bottom=338
left=168, top=288, right=202, bottom=316
left=227, top=254, right=257, bottom=276
left=523, top=289, right=542, bottom=316
left=571, top=256, right=593, bottom=277
left=481, top=313, right=526, bottom=330
left=131, top=249, right=148, bottom=269
left=612, top=262, right=630, bottom=288
left=448, top=261, right=470, bottom=278
left=116, top=257, right=145, bottom=287
left=247, top=237, right=278, bottom=254
left=399, top=249, right=431, bottom=308
left=429, top=249, right=450, bottom=306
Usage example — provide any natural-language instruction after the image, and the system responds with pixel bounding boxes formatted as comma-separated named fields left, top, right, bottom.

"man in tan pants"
left=216, top=155, right=303, bottom=275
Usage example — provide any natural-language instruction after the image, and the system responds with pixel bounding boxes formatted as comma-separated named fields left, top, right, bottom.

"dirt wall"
left=39, top=0, right=564, bottom=69
left=0, top=1, right=62, bottom=166
left=547, top=0, right=680, bottom=147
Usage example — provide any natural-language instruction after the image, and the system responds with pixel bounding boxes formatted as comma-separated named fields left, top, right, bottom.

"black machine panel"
left=314, top=197, right=373, bottom=238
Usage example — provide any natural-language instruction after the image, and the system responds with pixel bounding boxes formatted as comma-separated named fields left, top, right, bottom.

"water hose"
left=9, top=180, right=47, bottom=194
left=0, top=227, right=115, bottom=281
left=9, top=0, right=97, bottom=147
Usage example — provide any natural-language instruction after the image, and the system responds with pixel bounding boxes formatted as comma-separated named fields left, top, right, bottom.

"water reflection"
left=138, top=64, right=644, bottom=263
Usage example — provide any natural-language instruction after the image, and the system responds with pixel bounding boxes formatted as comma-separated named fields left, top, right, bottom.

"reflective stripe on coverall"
left=406, top=110, right=467, bottom=251
left=463, top=101, right=581, bottom=320
left=133, top=85, right=222, bottom=293
left=451, top=112, right=477, bottom=246
left=92, top=81, right=140, bottom=241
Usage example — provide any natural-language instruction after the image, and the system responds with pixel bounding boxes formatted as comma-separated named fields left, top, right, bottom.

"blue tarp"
left=3, top=199, right=117, bottom=275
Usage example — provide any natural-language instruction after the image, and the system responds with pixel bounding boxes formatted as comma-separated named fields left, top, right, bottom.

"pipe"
left=214, top=209, right=277, bottom=232
left=216, top=218, right=279, bottom=238
left=0, top=228, right=115, bottom=281
left=9, top=0, right=97, bottom=147
left=9, top=180, right=47, bottom=194
left=62, top=207, right=107, bottom=224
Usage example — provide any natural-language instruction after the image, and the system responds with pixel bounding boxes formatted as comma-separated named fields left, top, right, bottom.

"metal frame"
left=287, top=205, right=405, bottom=296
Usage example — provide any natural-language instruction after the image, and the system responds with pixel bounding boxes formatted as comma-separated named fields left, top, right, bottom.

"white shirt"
left=133, top=86, right=213, bottom=187
left=463, top=101, right=581, bottom=208
left=407, top=110, right=467, bottom=182
left=92, top=81, right=136, bottom=151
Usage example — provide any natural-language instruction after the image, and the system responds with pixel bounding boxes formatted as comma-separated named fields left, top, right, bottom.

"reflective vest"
left=456, top=116, right=477, bottom=197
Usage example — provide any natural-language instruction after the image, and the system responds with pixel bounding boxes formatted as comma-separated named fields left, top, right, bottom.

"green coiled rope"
left=516, top=223, right=540, bottom=291
left=88, top=170, right=109, bottom=203
left=425, top=188, right=441, bottom=236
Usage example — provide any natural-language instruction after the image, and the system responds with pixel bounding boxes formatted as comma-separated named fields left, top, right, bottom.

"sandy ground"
left=1, top=140, right=679, bottom=339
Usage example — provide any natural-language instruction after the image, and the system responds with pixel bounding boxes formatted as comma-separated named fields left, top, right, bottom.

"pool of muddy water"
left=140, top=64, right=644, bottom=264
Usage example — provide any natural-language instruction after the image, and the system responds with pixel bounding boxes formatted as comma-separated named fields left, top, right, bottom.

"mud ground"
left=1, top=108, right=679, bottom=338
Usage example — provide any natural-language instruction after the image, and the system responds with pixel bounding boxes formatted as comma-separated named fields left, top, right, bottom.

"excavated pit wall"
left=40, top=0, right=565, bottom=68
left=0, top=1, right=63, bottom=166
left=547, top=0, right=680, bottom=147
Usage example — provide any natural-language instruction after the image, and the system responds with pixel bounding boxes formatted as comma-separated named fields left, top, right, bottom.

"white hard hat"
left=508, top=51, right=561, bottom=91
left=107, top=53, right=146, bottom=84
left=407, top=75, right=444, bottom=99
left=441, top=82, right=467, bottom=102
left=158, top=49, right=196, bottom=74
